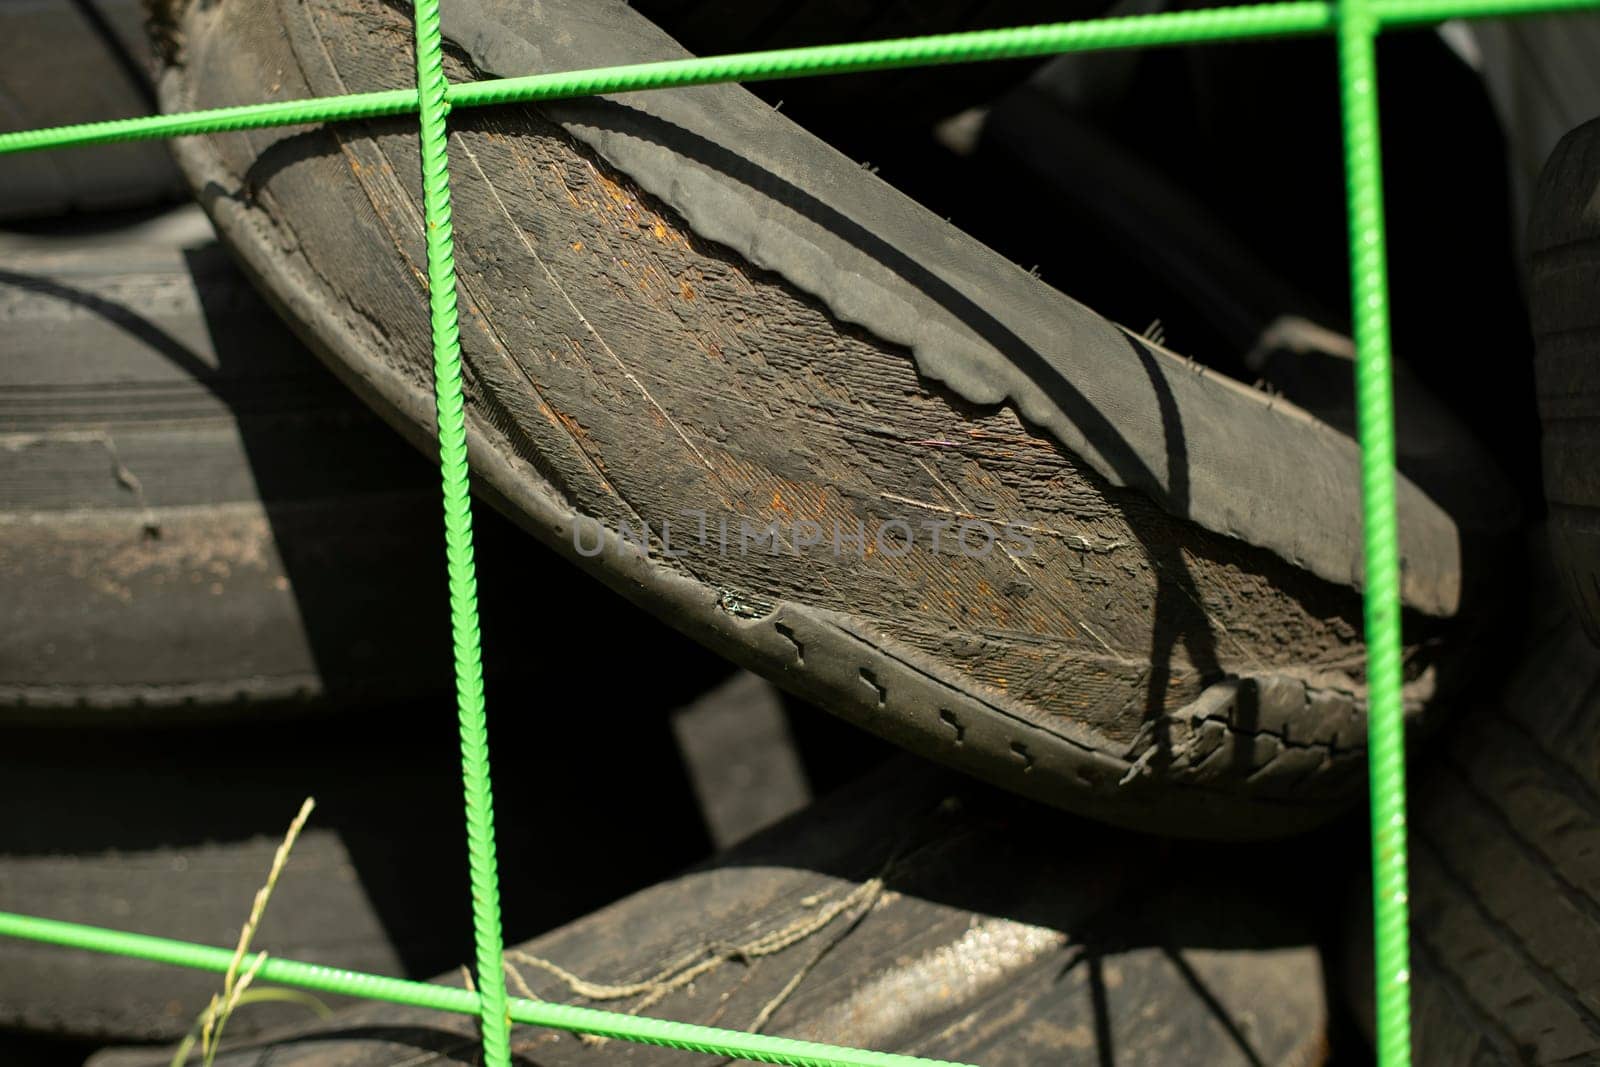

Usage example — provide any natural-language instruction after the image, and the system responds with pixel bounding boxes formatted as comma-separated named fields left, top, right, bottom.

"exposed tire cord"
left=155, top=0, right=1507, bottom=837
left=1529, top=115, right=1600, bottom=647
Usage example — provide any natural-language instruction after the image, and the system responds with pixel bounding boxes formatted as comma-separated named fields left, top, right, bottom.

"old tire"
left=3, top=213, right=520, bottom=719
left=88, top=757, right=1333, bottom=1066
left=155, top=0, right=1513, bottom=837
left=1530, top=115, right=1600, bottom=647
left=0, top=0, right=184, bottom=220
left=0, top=669, right=732, bottom=1044
left=0, top=719, right=465, bottom=1042
left=1342, top=572, right=1600, bottom=1063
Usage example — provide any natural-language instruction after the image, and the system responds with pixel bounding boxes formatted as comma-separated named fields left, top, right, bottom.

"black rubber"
left=0, top=723, right=461, bottom=1042
left=0, top=675, right=731, bottom=1044
left=86, top=757, right=1333, bottom=1066
left=1341, top=567, right=1600, bottom=1064
left=1529, top=116, right=1600, bottom=648
left=0, top=0, right=184, bottom=220
left=155, top=0, right=1512, bottom=837
left=3, top=213, right=507, bottom=720
left=627, top=0, right=1106, bottom=127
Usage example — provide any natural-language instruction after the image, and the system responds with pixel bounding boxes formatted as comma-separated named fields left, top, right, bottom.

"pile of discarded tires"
left=4, top=1, right=1598, bottom=1063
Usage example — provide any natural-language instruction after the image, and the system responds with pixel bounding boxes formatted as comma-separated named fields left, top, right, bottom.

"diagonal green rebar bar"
left=408, top=0, right=512, bottom=1062
left=4, top=2, right=1600, bottom=1065
left=0, top=911, right=971, bottom=1067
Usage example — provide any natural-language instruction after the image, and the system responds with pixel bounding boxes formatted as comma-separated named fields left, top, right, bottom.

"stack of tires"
left=4, top=0, right=1599, bottom=1063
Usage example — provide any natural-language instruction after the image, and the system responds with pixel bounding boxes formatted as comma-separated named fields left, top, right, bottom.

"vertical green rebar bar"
left=8, top=4, right=1576, bottom=1061
left=410, top=0, right=512, bottom=1062
left=1335, top=2, right=1411, bottom=1065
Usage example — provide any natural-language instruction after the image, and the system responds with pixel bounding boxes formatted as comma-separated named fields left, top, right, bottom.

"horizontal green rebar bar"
left=0, top=911, right=971, bottom=1067
left=0, top=0, right=1592, bottom=159
left=6, top=3, right=1600, bottom=1066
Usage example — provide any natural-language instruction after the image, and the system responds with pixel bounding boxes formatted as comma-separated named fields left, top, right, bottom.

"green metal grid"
left=1, top=0, right=1594, bottom=1063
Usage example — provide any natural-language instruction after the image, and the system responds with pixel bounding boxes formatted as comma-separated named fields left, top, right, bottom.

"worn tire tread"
left=1530, top=116, right=1600, bottom=647
left=1408, top=611, right=1600, bottom=1064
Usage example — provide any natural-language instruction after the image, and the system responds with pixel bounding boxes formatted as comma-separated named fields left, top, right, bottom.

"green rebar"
left=409, top=0, right=512, bottom=1062
left=0, top=911, right=970, bottom=1067
left=1335, top=0, right=1411, bottom=1064
left=0, top=0, right=1590, bottom=161
left=7, top=3, right=1600, bottom=1065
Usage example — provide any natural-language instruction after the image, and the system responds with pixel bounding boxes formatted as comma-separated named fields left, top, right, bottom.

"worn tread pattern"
left=157, top=0, right=1487, bottom=837
left=1400, top=605, right=1600, bottom=1064
left=0, top=232, right=475, bottom=720
left=1530, top=116, right=1600, bottom=648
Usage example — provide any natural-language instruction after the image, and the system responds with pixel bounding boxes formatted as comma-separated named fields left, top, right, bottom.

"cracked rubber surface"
left=156, top=0, right=1507, bottom=837
left=442, top=0, right=1502, bottom=616
left=1530, top=116, right=1600, bottom=648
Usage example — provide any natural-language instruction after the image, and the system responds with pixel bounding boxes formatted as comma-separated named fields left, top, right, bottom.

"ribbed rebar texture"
left=448, top=2, right=1332, bottom=106
left=9, top=2, right=1600, bottom=1064
left=0, top=88, right=419, bottom=154
left=0, top=0, right=1550, bottom=159
left=410, top=0, right=512, bottom=1063
left=1335, top=2, right=1412, bottom=1065
left=0, top=912, right=971, bottom=1067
